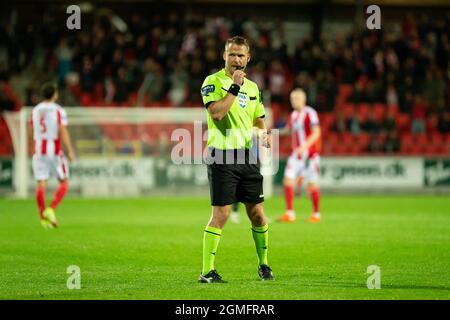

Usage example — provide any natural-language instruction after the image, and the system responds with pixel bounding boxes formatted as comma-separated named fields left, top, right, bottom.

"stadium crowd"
left=0, top=9, right=449, bottom=155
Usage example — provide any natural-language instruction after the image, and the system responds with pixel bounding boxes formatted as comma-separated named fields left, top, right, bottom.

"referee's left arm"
left=254, top=117, right=270, bottom=148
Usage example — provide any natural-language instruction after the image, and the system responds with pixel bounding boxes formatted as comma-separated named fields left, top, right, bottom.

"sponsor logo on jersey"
left=201, top=85, right=215, bottom=96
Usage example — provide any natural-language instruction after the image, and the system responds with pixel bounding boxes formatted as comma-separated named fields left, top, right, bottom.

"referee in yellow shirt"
left=198, top=36, right=274, bottom=283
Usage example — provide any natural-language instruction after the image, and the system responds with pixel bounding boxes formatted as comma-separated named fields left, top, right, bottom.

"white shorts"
left=32, top=153, right=69, bottom=181
left=284, top=154, right=320, bottom=184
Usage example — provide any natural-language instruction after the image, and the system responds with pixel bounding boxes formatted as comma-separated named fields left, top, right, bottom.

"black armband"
left=228, top=84, right=240, bottom=96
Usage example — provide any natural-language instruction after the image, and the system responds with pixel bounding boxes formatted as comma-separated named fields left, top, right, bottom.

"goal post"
left=4, top=107, right=275, bottom=198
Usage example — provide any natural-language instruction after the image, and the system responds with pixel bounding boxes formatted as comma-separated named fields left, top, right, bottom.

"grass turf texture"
left=0, top=195, right=449, bottom=300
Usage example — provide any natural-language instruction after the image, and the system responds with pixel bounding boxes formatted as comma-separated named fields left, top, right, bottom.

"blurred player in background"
left=231, top=202, right=240, bottom=224
left=29, top=83, right=75, bottom=229
left=277, top=88, right=322, bottom=223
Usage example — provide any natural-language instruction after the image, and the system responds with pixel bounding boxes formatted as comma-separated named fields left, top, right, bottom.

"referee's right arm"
left=206, top=70, right=246, bottom=121
left=207, top=92, right=236, bottom=121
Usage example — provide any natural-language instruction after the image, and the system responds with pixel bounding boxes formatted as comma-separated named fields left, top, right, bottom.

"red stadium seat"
left=373, top=103, right=387, bottom=121
left=414, top=133, right=428, bottom=146
left=396, top=114, right=411, bottom=133
left=387, top=104, right=399, bottom=116
left=319, top=112, right=334, bottom=135
left=341, top=132, right=355, bottom=144
left=356, top=103, right=371, bottom=121
left=80, top=93, right=93, bottom=106
left=357, top=133, right=370, bottom=150
left=430, top=132, right=443, bottom=145
left=327, top=132, right=339, bottom=146
left=93, top=84, right=104, bottom=102
left=338, top=84, right=353, bottom=103
left=342, top=103, right=355, bottom=118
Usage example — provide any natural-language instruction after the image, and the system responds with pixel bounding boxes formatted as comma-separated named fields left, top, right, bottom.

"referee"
left=199, top=36, right=274, bottom=283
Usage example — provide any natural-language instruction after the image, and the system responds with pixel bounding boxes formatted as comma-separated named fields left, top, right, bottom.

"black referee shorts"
left=206, top=148, right=264, bottom=206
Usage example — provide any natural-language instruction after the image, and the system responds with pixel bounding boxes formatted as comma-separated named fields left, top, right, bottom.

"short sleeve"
left=59, top=108, right=68, bottom=126
left=310, top=109, right=319, bottom=127
left=201, top=75, right=222, bottom=107
left=254, top=90, right=265, bottom=119
left=287, top=113, right=293, bottom=129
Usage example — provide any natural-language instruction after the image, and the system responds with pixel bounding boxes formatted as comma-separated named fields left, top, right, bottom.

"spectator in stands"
left=411, top=94, right=427, bottom=134
left=385, top=83, right=399, bottom=107
left=384, top=130, right=401, bottom=153
left=247, top=62, right=266, bottom=91
left=381, top=109, right=397, bottom=134
left=137, top=58, right=165, bottom=105
left=0, top=73, right=20, bottom=111
left=317, top=71, right=337, bottom=112
left=56, top=39, right=74, bottom=85
left=437, top=110, right=449, bottom=134
left=366, top=80, right=384, bottom=103
left=113, top=67, right=130, bottom=104
left=187, top=59, right=205, bottom=105
left=268, top=60, right=287, bottom=104
left=341, top=49, right=357, bottom=84
left=361, top=109, right=380, bottom=135
left=349, top=82, right=369, bottom=104
left=366, top=135, right=383, bottom=153
left=347, top=114, right=361, bottom=135
left=168, top=62, right=188, bottom=106
left=423, top=69, right=446, bottom=112
left=398, top=76, right=416, bottom=113
left=332, top=109, right=347, bottom=133
left=58, top=78, right=79, bottom=106
left=79, top=55, right=96, bottom=94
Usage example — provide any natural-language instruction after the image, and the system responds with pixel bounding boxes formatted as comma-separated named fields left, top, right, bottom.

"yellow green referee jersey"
left=201, top=69, right=265, bottom=150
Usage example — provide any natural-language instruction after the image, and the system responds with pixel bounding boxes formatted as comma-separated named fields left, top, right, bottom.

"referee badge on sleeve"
left=201, top=84, right=215, bottom=96
left=238, top=93, right=247, bottom=108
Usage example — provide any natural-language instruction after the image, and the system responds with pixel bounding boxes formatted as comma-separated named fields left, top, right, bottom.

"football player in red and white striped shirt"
left=29, top=83, right=75, bottom=229
left=277, top=88, right=322, bottom=223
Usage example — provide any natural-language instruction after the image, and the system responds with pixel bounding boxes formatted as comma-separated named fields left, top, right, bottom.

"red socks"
left=309, top=188, right=320, bottom=213
left=36, top=186, right=46, bottom=218
left=284, top=185, right=294, bottom=211
left=50, top=181, right=68, bottom=210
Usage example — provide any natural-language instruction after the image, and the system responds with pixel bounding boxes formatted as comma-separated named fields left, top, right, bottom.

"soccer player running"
left=199, top=36, right=274, bottom=283
left=277, top=88, right=322, bottom=223
left=29, top=83, right=75, bottom=229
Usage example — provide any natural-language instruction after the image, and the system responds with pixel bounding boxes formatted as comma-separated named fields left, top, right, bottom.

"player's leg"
left=305, top=156, right=321, bottom=223
left=278, top=155, right=301, bottom=222
left=36, top=180, right=51, bottom=228
left=231, top=202, right=240, bottom=224
left=32, top=155, right=52, bottom=228
left=306, top=182, right=321, bottom=223
left=245, top=202, right=274, bottom=280
left=50, top=178, right=69, bottom=211
left=44, top=154, right=70, bottom=227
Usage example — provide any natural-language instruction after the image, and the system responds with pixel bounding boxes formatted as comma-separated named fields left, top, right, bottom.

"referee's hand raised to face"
left=232, top=70, right=246, bottom=86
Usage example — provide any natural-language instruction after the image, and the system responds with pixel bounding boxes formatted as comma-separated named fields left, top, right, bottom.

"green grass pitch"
left=0, top=195, right=449, bottom=300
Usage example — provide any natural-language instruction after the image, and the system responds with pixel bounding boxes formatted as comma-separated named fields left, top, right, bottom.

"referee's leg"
left=245, top=202, right=275, bottom=280
left=199, top=205, right=231, bottom=282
